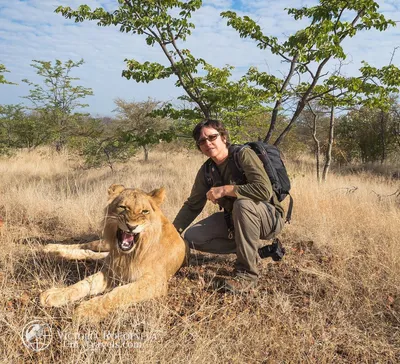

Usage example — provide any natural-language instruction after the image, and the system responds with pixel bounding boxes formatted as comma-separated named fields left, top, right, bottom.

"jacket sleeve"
left=233, top=147, right=273, bottom=202
left=172, top=164, right=209, bottom=233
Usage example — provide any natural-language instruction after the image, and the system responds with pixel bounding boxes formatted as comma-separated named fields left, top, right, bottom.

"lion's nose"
left=126, top=224, right=138, bottom=232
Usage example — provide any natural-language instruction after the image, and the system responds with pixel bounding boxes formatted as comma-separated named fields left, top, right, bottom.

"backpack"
left=204, top=141, right=293, bottom=223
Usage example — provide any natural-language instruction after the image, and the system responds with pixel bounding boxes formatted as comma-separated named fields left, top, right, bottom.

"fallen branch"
left=371, top=189, right=400, bottom=201
left=329, top=186, right=358, bottom=194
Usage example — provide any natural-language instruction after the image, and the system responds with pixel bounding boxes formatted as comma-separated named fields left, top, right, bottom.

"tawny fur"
left=40, top=184, right=188, bottom=321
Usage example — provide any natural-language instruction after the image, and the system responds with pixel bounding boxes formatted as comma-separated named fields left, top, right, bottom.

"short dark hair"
left=192, top=119, right=231, bottom=150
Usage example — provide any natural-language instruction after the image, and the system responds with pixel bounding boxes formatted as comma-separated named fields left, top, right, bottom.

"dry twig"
left=329, top=186, right=358, bottom=194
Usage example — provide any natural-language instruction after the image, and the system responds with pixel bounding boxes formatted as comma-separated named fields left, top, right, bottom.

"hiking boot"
left=258, top=238, right=285, bottom=261
left=213, top=275, right=257, bottom=294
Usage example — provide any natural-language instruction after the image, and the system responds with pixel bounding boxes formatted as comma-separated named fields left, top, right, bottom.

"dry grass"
left=0, top=147, right=399, bottom=363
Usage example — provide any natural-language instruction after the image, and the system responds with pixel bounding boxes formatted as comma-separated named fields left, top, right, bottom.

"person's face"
left=197, top=126, right=228, bottom=160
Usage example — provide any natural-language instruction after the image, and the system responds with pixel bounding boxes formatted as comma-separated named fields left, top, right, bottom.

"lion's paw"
left=40, top=288, right=70, bottom=307
left=73, top=298, right=107, bottom=324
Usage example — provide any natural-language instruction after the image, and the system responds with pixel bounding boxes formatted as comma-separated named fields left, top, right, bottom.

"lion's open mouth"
left=117, top=228, right=140, bottom=252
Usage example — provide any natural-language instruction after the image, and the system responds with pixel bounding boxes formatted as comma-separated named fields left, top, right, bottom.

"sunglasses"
left=197, top=133, right=220, bottom=146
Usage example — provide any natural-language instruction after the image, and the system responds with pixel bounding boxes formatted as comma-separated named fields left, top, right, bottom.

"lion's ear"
left=107, top=184, right=125, bottom=203
left=148, top=187, right=166, bottom=206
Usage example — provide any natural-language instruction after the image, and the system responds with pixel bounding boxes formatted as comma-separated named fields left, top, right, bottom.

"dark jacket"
left=173, top=147, right=284, bottom=233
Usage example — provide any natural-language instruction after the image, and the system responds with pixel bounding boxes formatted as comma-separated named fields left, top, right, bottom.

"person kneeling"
left=173, top=119, right=286, bottom=294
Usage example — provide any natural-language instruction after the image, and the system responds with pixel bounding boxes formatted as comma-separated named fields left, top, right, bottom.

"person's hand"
left=206, top=185, right=236, bottom=204
left=206, top=186, right=225, bottom=204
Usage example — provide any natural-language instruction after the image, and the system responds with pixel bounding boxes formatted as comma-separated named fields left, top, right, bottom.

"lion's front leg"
left=40, top=271, right=108, bottom=307
left=41, top=240, right=110, bottom=260
left=74, top=275, right=167, bottom=321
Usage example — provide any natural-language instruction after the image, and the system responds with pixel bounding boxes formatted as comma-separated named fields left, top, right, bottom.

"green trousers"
left=184, top=199, right=284, bottom=279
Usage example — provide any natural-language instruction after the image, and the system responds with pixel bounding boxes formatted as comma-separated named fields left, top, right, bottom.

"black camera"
left=258, top=238, right=285, bottom=261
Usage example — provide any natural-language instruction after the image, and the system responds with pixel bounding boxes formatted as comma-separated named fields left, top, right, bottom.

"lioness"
left=40, top=184, right=187, bottom=320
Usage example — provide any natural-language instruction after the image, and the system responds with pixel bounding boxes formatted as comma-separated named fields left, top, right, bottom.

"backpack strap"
left=204, top=156, right=235, bottom=238
left=229, top=144, right=248, bottom=183
left=285, top=194, right=293, bottom=224
left=205, top=145, right=247, bottom=187
left=204, top=158, right=223, bottom=188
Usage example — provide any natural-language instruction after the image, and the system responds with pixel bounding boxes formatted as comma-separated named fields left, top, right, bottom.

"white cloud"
left=0, top=0, right=399, bottom=116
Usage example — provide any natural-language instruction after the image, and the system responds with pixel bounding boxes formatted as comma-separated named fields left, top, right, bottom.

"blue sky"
left=1, top=0, right=400, bottom=116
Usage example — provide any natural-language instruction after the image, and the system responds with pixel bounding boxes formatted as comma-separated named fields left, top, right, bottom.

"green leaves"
left=0, top=64, right=16, bottom=85
left=123, top=60, right=173, bottom=83
left=221, top=11, right=281, bottom=54
left=55, top=0, right=199, bottom=42
left=310, top=61, right=400, bottom=112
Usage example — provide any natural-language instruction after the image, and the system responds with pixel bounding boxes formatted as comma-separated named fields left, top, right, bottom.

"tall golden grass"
left=0, top=147, right=399, bottom=363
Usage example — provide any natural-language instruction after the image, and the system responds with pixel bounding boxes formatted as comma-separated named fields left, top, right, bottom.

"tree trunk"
left=104, top=148, right=114, bottom=173
left=322, top=105, right=335, bottom=182
left=274, top=100, right=305, bottom=146
left=379, top=110, right=386, bottom=164
left=309, top=107, right=321, bottom=183
left=264, top=99, right=281, bottom=143
left=143, top=145, right=149, bottom=162
left=55, top=140, right=62, bottom=152
left=264, top=53, right=299, bottom=143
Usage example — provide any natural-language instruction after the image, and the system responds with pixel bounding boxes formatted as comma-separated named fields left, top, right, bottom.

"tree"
left=0, top=105, right=24, bottom=153
left=55, top=1, right=212, bottom=117
left=298, top=103, right=328, bottom=183
left=157, top=63, right=273, bottom=134
left=55, top=1, right=270, bottom=135
left=312, top=59, right=400, bottom=180
left=113, top=98, right=175, bottom=161
left=336, top=98, right=400, bottom=164
left=80, top=100, right=174, bottom=170
left=22, top=59, right=93, bottom=148
left=391, top=101, right=400, bottom=151
left=222, top=0, right=399, bottom=145
left=71, top=116, right=133, bottom=171
left=56, top=0, right=400, bottom=148
left=0, top=106, right=53, bottom=152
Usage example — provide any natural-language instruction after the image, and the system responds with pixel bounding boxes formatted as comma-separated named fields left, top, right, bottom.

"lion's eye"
left=142, top=210, right=150, bottom=215
left=117, top=205, right=127, bottom=212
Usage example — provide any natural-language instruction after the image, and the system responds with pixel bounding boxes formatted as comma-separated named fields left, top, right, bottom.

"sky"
left=1, top=0, right=400, bottom=117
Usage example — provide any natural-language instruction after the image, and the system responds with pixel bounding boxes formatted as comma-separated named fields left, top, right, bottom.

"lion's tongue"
left=122, top=232, right=134, bottom=243
left=121, top=232, right=135, bottom=249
